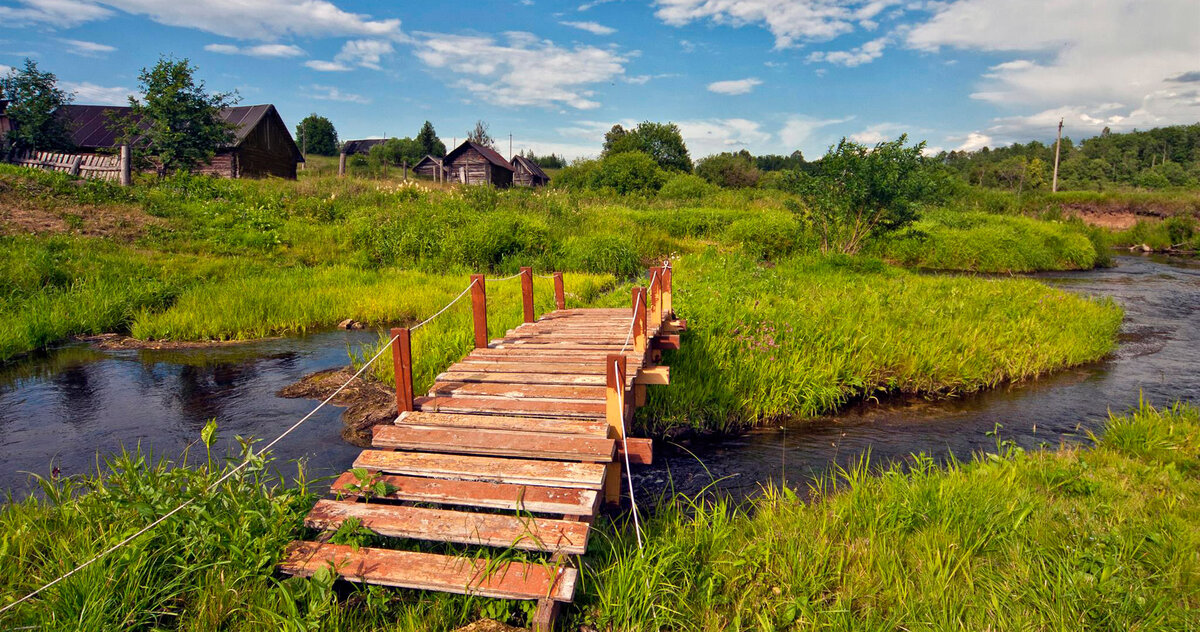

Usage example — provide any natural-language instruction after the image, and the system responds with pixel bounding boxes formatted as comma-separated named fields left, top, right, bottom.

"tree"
left=695, top=150, right=760, bottom=188
left=416, top=120, right=446, bottom=157
left=467, top=120, right=494, bottom=148
left=591, top=151, right=666, bottom=194
left=117, top=56, right=238, bottom=174
left=602, top=121, right=692, bottom=172
left=788, top=135, right=932, bottom=254
left=368, top=137, right=423, bottom=168
left=0, top=58, right=74, bottom=152
left=295, top=113, right=338, bottom=156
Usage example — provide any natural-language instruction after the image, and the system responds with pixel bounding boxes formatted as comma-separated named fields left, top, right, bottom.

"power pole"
left=1052, top=118, right=1063, bottom=193
left=509, top=133, right=513, bottom=160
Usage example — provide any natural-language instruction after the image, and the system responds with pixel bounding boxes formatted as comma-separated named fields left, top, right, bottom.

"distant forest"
left=934, top=124, right=1200, bottom=192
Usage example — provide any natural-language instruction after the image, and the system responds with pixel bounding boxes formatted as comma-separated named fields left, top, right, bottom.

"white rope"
left=615, top=357, right=644, bottom=552
left=0, top=274, right=486, bottom=617
left=484, top=272, right=523, bottom=282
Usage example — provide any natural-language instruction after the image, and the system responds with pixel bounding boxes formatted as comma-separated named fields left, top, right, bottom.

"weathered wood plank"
left=280, top=541, right=577, bottom=602
left=354, top=450, right=607, bottom=489
left=396, top=410, right=609, bottom=436
left=616, top=437, right=653, bottom=465
left=437, top=371, right=608, bottom=387
left=373, top=424, right=615, bottom=462
left=416, top=395, right=605, bottom=419
left=305, top=499, right=590, bottom=554
left=429, top=381, right=607, bottom=401
left=331, top=471, right=600, bottom=516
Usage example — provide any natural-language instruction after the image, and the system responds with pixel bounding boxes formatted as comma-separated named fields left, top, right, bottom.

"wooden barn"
left=511, top=154, right=550, bottom=187
left=442, top=140, right=513, bottom=187
left=413, top=154, right=446, bottom=180
left=341, top=138, right=388, bottom=156
left=57, top=103, right=303, bottom=179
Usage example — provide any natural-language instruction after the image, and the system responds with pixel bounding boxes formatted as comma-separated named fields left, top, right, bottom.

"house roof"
left=414, top=154, right=441, bottom=167
left=57, top=103, right=303, bottom=161
left=341, top=138, right=388, bottom=155
left=444, top=140, right=513, bottom=171
left=511, top=154, right=549, bottom=180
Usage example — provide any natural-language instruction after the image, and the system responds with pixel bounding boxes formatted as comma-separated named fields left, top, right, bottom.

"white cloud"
left=707, top=77, right=762, bottom=95
left=807, top=36, right=887, bottom=67
left=560, top=20, right=615, bottom=35
left=847, top=122, right=906, bottom=144
left=413, top=31, right=629, bottom=109
left=332, top=39, right=394, bottom=70
left=779, top=115, right=851, bottom=151
left=0, top=64, right=14, bottom=76
left=676, top=118, right=772, bottom=156
left=0, top=0, right=112, bottom=28
left=654, top=0, right=901, bottom=49
left=951, top=131, right=992, bottom=152
left=58, top=38, right=116, bottom=57
left=305, top=84, right=370, bottom=104
left=905, top=0, right=1200, bottom=137
left=577, top=0, right=619, bottom=10
left=62, top=81, right=133, bottom=105
left=204, top=43, right=304, bottom=58
left=304, top=60, right=351, bottom=72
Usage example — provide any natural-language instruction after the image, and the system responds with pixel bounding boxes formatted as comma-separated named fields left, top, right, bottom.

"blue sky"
left=2, top=0, right=1198, bottom=160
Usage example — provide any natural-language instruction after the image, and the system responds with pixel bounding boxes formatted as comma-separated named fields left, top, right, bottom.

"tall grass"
left=645, top=250, right=1123, bottom=435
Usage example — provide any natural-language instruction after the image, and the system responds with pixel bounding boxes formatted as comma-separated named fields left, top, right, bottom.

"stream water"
left=0, top=255, right=1196, bottom=500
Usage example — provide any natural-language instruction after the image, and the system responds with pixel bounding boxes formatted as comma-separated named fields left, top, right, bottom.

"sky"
left=1, top=0, right=1198, bottom=160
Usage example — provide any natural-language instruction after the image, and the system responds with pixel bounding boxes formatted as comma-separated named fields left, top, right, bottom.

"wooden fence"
left=6, top=145, right=131, bottom=185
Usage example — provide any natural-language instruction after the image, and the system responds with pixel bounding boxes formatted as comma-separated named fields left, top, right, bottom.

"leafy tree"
left=416, top=120, right=446, bottom=157
left=695, top=150, right=760, bottom=188
left=602, top=121, right=692, bottom=172
left=755, top=150, right=806, bottom=172
left=520, top=149, right=565, bottom=169
left=295, top=113, right=338, bottom=156
left=467, top=120, right=494, bottom=148
left=368, top=137, right=423, bottom=167
left=592, top=150, right=666, bottom=194
left=788, top=135, right=932, bottom=254
left=0, top=58, right=74, bottom=152
left=117, top=56, right=238, bottom=175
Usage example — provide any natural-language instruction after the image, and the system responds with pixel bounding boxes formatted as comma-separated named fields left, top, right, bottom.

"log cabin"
left=413, top=154, right=446, bottom=180
left=340, top=138, right=388, bottom=156
left=57, top=103, right=303, bottom=179
left=511, top=154, right=550, bottom=187
left=442, top=140, right=513, bottom=187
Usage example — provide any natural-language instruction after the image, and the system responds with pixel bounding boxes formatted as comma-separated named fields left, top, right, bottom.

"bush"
left=591, top=151, right=666, bottom=195
left=552, top=158, right=600, bottom=191
left=695, top=151, right=761, bottom=188
left=722, top=214, right=804, bottom=260
left=658, top=174, right=717, bottom=201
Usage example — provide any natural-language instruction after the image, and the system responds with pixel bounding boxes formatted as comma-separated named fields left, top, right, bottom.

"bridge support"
left=553, top=272, right=565, bottom=310
left=521, top=267, right=535, bottom=323
left=471, top=274, right=487, bottom=348
left=390, top=327, right=414, bottom=412
left=604, top=354, right=627, bottom=506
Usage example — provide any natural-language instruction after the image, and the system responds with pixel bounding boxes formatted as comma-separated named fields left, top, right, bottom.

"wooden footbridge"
left=280, top=265, right=682, bottom=630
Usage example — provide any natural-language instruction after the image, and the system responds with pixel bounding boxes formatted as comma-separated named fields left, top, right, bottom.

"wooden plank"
left=354, top=450, right=607, bottom=490
left=305, top=499, right=590, bottom=554
left=616, top=437, right=653, bottom=465
left=633, top=365, right=669, bottom=386
left=437, top=371, right=607, bottom=387
left=447, top=361, right=609, bottom=375
left=331, top=471, right=599, bottom=516
left=466, top=350, right=643, bottom=365
left=373, top=425, right=616, bottom=462
left=396, top=410, right=608, bottom=436
left=280, top=541, right=577, bottom=602
left=429, top=381, right=607, bottom=401
left=416, top=396, right=605, bottom=419
left=652, top=335, right=681, bottom=351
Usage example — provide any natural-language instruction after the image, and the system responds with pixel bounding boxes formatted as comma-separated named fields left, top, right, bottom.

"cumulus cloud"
left=59, top=38, right=116, bottom=57
left=807, top=37, right=887, bottom=67
left=304, top=60, right=351, bottom=72
left=951, top=131, right=992, bottom=152
left=205, top=43, right=305, bottom=58
left=779, top=115, right=851, bottom=150
left=847, top=122, right=908, bottom=144
left=304, top=39, right=394, bottom=71
left=305, top=84, right=370, bottom=104
left=707, top=77, right=762, bottom=95
left=560, top=21, right=615, bottom=35
left=62, top=81, right=134, bottom=105
left=654, top=0, right=901, bottom=48
left=676, top=118, right=772, bottom=156
left=0, top=0, right=112, bottom=28
left=413, top=31, right=628, bottom=109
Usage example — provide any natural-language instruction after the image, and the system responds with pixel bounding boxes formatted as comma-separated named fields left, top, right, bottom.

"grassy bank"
left=1, top=403, right=1195, bottom=629
left=643, top=251, right=1122, bottom=435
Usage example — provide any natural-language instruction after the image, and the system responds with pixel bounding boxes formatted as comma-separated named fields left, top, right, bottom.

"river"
left=1, top=255, right=1196, bottom=499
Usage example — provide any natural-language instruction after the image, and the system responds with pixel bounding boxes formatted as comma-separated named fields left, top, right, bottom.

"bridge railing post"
left=553, top=272, right=565, bottom=311
left=632, top=287, right=647, bottom=355
left=390, top=327, right=414, bottom=413
left=470, top=274, right=488, bottom=348
left=648, top=268, right=663, bottom=334
left=662, top=263, right=672, bottom=318
left=604, top=354, right=627, bottom=506
left=520, top=266, right=535, bottom=323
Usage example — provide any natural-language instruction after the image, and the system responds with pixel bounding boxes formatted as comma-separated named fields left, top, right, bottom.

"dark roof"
left=414, top=154, right=441, bottom=167
left=444, top=140, right=513, bottom=171
left=511, top=155, right=549, bottom=180
left=57, top=103, right=302, bottom=161
left=342, top=138, right=388, bottom=155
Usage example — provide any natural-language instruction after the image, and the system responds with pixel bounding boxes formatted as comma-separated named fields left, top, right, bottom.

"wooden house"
left=511, top=154, right=550, bottom=187
left=57, top=103, right=303, bottom=179
left=413, top=154, right=446, bottom=180
left=442, top=140, right=513, bottom=187
left=341, top=138, right=388, bottom=156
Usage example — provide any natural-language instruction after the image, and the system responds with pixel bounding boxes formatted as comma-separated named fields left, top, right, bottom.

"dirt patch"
left=278, top=368, right=397, bottom=446
left=0, top=200, right=164, bottom=241
left=79, top=333, right=269, bottom=351
left=1066, top=209, right=1146, bottom=230
left=452, top=620, right=527, bottom=632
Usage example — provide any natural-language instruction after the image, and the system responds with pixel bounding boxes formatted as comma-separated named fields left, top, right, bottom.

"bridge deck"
left=281, top=269, right=680, bottom=631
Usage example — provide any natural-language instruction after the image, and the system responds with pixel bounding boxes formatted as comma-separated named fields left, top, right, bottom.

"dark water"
left=1, top=255, right=1197, bottom=501
left=633, top=254, right=1200, bottom=499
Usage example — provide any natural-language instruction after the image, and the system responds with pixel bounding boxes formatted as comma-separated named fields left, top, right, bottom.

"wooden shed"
left=442, top=141, right=513, bottom=187
left=413, top=154, right=446, bottom=180
left=511, top=154, right=550, bottom=187
left=57, top=103, right=303, bottom=179
left=341, top=138, right=388, bottom=156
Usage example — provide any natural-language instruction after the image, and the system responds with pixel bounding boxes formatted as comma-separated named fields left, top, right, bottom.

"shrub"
left=552, top=159, right=600, bottom=191
left=695, top=151, right=761, bottom=188
left=722, top=214, right=804, bottom=260
left=591, top=151, right=666, bottom=195
left=658, top=174, right=717, bottom=201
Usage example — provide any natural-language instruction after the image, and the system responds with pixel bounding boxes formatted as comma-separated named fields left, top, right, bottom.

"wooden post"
left=119, top=144, right=131, bottom=187
left=648, top=268, right=662, bottom=334
left=1052, top=118, right=1063, bottom=193
left=632, top=287, right=647, bottom=355
left=604, top=354, right=627, bottom=505
left=662, top=264, right=672, bottom=318
left=390, top=327, right=414, bottom=413
left=553, top=272, right=565, bottom=310
left=68, top=155, right=82, bottom=177
left=470, top=274, right=488, bottom=348
left=338, top=152, right=347, bottom=177
left=520, top=266, right=535, bottom=323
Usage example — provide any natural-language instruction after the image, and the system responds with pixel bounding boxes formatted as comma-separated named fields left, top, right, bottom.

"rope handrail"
left=0, top=273, right=487, bottom=618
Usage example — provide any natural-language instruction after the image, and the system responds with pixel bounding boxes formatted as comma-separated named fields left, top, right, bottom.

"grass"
left=1, top=401, right=1195, bottom=630
left=1109, top=216, right=1200, bottom=252
left=643, top=250, right=1123, bottom=435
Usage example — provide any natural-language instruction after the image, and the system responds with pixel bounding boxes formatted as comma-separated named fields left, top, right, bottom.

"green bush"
left=658, top=173, right=717, bottom=201
left=591, top=151, right=666, bottom=195
left=721, top=213, right=804, bottom=260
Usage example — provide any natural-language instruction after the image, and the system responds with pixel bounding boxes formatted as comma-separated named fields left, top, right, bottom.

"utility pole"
left=509, top=133, right=513, bottom=160
left=1052, top=118, right=1063, bottom=193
